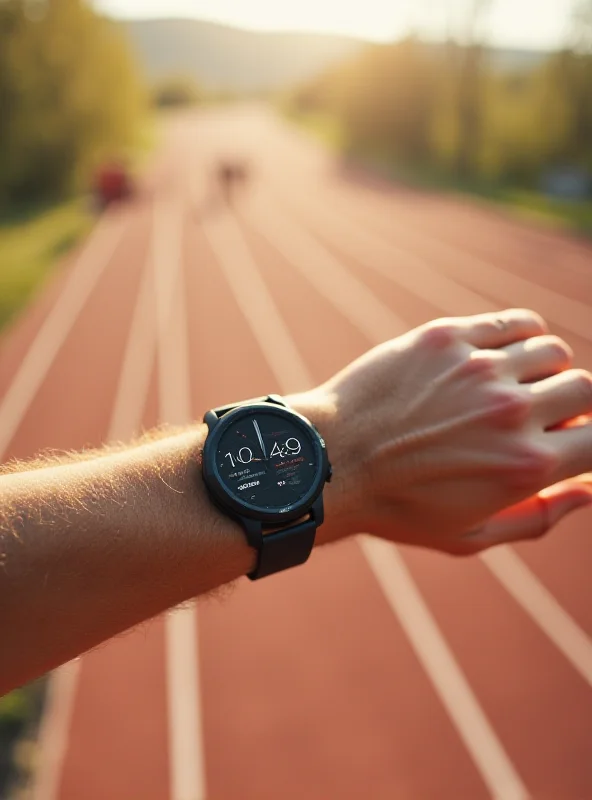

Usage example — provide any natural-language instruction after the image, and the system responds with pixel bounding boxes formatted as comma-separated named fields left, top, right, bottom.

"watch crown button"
left=326, top=464, right=333, bottom=483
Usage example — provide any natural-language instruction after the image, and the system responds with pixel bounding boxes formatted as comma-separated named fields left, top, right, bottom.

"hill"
left=124, top=19, right=365, bottom=93
left=122, top=18, right=549, bottom=93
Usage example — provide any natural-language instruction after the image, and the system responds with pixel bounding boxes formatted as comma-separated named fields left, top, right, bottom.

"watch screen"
left=215, top=410, right=320, bottom=510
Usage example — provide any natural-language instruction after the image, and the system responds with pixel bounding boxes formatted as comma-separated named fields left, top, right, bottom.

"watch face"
left=212, top=408, right=323, bottom=514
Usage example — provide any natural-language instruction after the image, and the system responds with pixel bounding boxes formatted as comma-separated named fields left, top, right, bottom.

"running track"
left=2, top=107, right=592, bottom=799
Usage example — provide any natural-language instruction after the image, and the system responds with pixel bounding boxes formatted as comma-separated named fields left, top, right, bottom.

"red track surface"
left=2, top=107, right=592, bottom=799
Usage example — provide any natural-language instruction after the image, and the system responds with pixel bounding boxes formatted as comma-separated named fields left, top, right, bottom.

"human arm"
left=2, top=308, right=592, bottom=694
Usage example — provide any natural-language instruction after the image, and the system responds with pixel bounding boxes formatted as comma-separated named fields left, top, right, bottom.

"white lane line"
left=276, top=181, right=592, bottom=343
left=153, top=197, right=206, bottom=800
left=356, top=204, right=592, bottom=341
left=165, top=608, right=204, bottom=800
left=482, top=546, right=592, bottom=688
left=33, top=213, right=157, bottom=800
left=0, top=212, right=126, bottom=458
left=360, top=536, right=528, bottom=800
left=107, top=246, right=158, bottom=441
left=264, top=189, right=499, bottom=319
left=201, top=209, right=527, bottom=800
left=247, top=192, right=592, bottom=700
left=201, top=212, right=311, bottom=393
left=32, top=661, right=80, bottom=800
left=244, top=195, right=404, bottom=343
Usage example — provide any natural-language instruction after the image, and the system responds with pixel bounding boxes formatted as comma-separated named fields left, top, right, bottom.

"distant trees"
left=152, top=76, right=201, bottom=108
left=0, top=0, right=145, bottom=210
left=338, top=40, right=438, bottom=164
left=290, top=2, right=592, bottom=190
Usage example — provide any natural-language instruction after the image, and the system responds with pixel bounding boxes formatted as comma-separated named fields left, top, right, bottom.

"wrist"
left=287, top=389, right=363, bottom=545
left=136, top=428, right=257, bottom=588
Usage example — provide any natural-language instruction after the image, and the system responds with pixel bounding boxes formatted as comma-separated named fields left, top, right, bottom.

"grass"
left=285, top=109, right=347, bottom=151
left=493, top=188, right=592, bottom=234
left=0, top=199, right=93, bottom=334
left=0, top=680, right=47, bottom=797
left=289, top=109, right=592, bottom=238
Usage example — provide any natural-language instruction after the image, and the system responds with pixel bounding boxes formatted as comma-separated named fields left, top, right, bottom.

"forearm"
left=0, top=426, right=254, bottom=693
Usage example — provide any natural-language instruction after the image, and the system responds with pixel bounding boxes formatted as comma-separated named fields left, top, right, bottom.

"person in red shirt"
left=94, top=159, right=132, bottom=208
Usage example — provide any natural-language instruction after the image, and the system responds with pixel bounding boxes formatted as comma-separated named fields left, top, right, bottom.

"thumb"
left=463, top=481, right=592, bottom=552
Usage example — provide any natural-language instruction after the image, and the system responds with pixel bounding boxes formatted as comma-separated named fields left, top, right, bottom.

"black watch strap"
left=211, top=394, right=286, bottom=419
left=209, top=395, right=322, bottom=581
left=247, top=517, right=318, bottom=580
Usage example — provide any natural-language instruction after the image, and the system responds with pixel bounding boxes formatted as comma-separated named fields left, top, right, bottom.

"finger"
left=460, top=308, right=549, bottom=349
left=531, top=369, right=592, bottom=429
left=548, top=422, right=592, bottom=483
left=459, top=482, right=592, bottom=553
left=501, top=335, right=572, bottom=382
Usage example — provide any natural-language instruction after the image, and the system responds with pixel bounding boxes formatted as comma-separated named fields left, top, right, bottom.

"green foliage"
left=289, top=34, right=592, bottom=193
left=340, top=40, right=438, bottom=163
left=0, top=199, right=91, bottom=332
left=0, top=0, right=146, bottom=209
left=152, top=75, right=201, bottom=108
left=0, top=680, right=47, bottom=795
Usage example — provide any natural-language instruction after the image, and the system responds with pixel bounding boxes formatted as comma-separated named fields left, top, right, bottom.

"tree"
left=335, top=39, right=439, bottom=164
left=451, top=0, right=492, bottom=179
left=152, top=76, right=201, bottom=108
left=0, top=0, right=145, bottom=209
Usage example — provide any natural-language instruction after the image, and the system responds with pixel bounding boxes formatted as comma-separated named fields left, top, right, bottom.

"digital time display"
left=215, top=410, right=320, bottom=510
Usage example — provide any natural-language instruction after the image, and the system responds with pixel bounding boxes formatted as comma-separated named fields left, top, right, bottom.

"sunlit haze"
left=94, top=0, right=571, bottom=50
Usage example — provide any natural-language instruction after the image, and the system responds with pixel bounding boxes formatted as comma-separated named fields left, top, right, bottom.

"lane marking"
left=33, top=214, right=156, bottom=800
left=270, top=178, right=592, bottom=343
left=201, top=209, right=527, bottom=799
left=248, top=190, right=592, bottom=700
left=165, top=608, right=204, bottom=800
left=0, top=213, right=126, bottom=457
left=153, top=197, right=206, bottom=800
left=360, top=536, right=528, bottom=800
left=107, top=245, right=158, bottom=441
left=32, top=661, right=80, bottom=800
left=348, top=199, right=592, bottom=340
left=260, top=189, right=499, bottom=319
left=482, top=546, right=592, bottom=688
left=332, top=178, right=592, bottom=281
left=244, top=196, right=403, bottom=343
left=201, top=212, right=311, bottom=393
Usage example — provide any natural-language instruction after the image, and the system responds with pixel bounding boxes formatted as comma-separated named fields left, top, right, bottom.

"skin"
left=2, top=308, right=592, bottom=694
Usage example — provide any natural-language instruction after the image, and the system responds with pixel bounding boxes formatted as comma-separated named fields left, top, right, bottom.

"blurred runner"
left=93, top=158, right=134, bottom=210
left=216, top=158, right=249, bottom=205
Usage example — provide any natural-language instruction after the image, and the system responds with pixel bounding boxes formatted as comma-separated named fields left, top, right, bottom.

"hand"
left=297, top=309, right=592, bottom=554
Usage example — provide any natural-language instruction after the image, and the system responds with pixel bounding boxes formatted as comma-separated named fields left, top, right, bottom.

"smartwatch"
left=202, top=395, right=332, bottom=580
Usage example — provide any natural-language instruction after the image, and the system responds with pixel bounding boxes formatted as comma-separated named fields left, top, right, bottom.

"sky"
left=94, top=0, right=572, bottom=51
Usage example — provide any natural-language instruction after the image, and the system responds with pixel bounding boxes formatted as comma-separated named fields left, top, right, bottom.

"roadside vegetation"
left=152, top=75, right=202, bottom=108
left=288, top=107, right=592, bottom=236
left=0, top=0, right=148, bottom=330
left=0, top=681, right=47, bottom=798
left=0, top=200, right=92, bottom=333
left=285, top=0, right=592, bottom=236
left=0, top=0, right=146, bottom=211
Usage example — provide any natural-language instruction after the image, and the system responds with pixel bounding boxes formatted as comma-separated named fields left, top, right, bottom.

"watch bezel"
left=202, top=403, right=329, bottom=525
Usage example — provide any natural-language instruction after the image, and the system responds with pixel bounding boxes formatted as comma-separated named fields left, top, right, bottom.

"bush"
left=152, top=76, right=201, bottom=108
